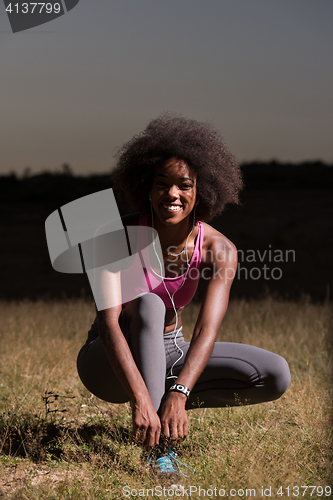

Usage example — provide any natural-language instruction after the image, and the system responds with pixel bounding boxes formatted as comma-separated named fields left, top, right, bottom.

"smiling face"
left=150, top=158, right=197, bottom=226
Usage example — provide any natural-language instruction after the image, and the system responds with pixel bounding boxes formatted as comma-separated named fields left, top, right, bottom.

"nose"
left=167, top=184, right=179, bottom=198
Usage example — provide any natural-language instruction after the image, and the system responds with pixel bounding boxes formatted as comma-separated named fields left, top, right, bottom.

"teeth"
left=163, top=205, right=182, bottom=211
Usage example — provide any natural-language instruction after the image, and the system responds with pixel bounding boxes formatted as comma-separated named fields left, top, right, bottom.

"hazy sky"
left=1, top=0, right=332, bottom=176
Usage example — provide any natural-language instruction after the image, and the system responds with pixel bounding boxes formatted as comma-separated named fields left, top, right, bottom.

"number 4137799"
left=276, top=485, right=331, bottom=496
left=5, top=3, right=61, bottom=14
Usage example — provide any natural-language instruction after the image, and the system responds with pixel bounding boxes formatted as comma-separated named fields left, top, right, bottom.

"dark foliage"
left=1, top=161, right=331, bottom=208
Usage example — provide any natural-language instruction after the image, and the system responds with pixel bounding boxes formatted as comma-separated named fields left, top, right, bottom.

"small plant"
left=42, top=391, right=75, bottom=423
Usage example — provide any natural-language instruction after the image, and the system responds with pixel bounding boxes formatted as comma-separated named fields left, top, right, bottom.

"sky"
left=1, top=0, right=332, bottom=176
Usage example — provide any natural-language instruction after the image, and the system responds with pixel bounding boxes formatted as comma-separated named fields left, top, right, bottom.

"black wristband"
left=169, top=383, right=190, bottom=398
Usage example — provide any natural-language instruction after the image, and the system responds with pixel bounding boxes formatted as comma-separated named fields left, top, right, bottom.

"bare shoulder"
left=200, top=221, right=237, bottom=265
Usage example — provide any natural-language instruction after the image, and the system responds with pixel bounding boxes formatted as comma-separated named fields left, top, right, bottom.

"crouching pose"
left=77, top=114, right=291, bottom=479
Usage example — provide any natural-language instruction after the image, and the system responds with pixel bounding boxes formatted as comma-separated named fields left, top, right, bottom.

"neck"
left=151, top=213, right=194, bottom=251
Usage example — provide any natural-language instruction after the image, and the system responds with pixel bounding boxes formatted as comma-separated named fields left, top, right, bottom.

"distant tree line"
left=240, top=160, right=333, bottom=189
left=0, top=161, right=332, bottom=205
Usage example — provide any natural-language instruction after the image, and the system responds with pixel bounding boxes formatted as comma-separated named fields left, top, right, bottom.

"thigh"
left=196, top=342, right=272, bottom=386
left=166, top=339, right=262, bottom=385
left=167, top=340, right=290, bottom=408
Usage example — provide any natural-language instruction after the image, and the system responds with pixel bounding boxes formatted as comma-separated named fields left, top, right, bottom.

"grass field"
left=0, top=297, right=332, bottom=499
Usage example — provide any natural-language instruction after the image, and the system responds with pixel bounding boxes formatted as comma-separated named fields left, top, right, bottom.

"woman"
left=77, top=114, right=291, bottom=477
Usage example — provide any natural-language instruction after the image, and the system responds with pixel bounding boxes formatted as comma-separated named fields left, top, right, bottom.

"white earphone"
left=150, top=201, right=197, bottom=379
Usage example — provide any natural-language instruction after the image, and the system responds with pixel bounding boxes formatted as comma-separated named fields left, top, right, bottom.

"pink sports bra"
left=123, top=213, right=204, bottom=311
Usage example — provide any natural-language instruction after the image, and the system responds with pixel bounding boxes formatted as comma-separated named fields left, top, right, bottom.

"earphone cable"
left=150, top=203, right=196, bottom=379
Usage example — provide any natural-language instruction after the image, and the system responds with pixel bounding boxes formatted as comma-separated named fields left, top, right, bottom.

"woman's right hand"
left=131, top=396, right=161, bottom=449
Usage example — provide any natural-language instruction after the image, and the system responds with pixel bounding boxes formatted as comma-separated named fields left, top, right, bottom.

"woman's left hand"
left=159, top=391, right=188, bottom=442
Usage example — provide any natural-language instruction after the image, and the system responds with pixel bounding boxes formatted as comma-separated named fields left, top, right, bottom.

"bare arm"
left=160, top=235, right=238, bottom=440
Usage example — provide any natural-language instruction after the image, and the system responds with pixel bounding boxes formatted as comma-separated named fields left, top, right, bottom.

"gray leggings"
left=77, top=293, right=291, bottom=411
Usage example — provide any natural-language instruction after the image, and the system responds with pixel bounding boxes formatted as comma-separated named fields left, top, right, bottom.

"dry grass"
left=0, top=297, right=332, bottom=499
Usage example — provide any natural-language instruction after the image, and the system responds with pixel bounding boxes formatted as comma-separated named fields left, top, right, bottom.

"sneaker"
left=147, top=446, right=194, bottom=480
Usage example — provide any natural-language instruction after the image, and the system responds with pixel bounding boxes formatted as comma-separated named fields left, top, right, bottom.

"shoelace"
left=148, top=449, right=194, bottom=478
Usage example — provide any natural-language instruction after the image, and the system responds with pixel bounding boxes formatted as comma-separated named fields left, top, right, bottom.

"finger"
left=177, top=423, right=184, bottom=440
left=140, top=427, right=148, bottom=447
left=132, top=425, right=140, bottom=443
left=133, top=429, right=144, bottom=445
left=162, top=421, right=170, bottom=439
left=170, top=422, right=178, bottom=441
left=155, top=427, right=161, bottom=447
left=183, top=419, right=188, bottom=440
left=146, top=429, right=156, bottom=449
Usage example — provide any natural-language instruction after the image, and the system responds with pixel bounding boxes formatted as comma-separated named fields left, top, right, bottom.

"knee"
left=138, top=292, right=165, bottom=308
left=122, top=292, right=166, bottom=330
left=136, top=293, right=166, bottom=322
left=266, top=354, right=291, bottom=400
